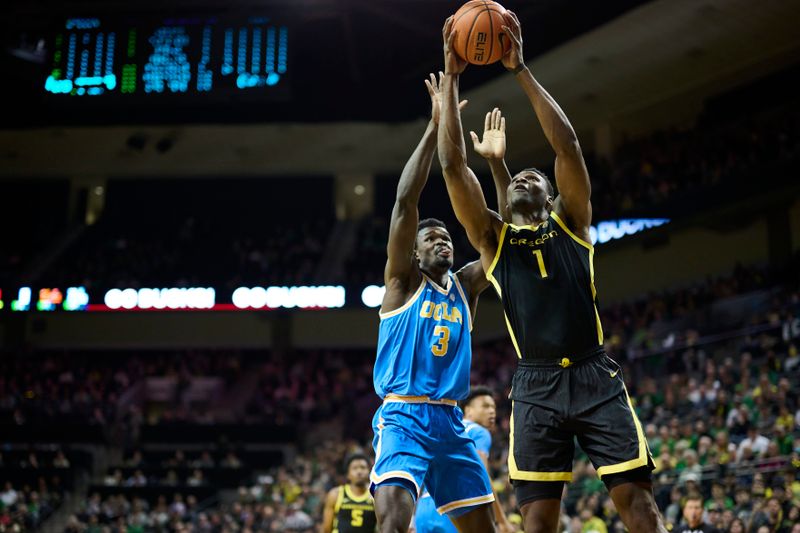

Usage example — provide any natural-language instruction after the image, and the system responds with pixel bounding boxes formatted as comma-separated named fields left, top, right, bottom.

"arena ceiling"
left=1, top=0, right=799, bottom=177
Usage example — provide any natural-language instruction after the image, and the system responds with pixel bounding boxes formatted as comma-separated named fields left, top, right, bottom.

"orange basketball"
left=452, top=0, right=509, bottom=65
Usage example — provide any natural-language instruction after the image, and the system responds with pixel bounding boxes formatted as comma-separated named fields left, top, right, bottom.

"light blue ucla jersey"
left=374, top=272, right=472, bottom=401
left=463, top=420, right=491, bottom=456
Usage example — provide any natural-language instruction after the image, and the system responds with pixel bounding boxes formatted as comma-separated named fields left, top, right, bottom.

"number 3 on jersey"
left=532, top=249, right=549, bottom=278
left=432, top=326, right=450, bottom=356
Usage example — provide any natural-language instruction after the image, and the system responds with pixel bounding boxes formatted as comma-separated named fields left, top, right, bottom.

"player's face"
left=415, top=227, right=454, bottom=271
left=467, top=394, right=496, bottom=430
left=507, top=171, right=552, bottom=212
left=347, top=459, right=370, bottom=487
left=682, top=500, right=702, bottom=526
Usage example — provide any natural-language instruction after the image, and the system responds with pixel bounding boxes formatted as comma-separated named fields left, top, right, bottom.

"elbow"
left=557, top=136, right=582, bottom=157
left=439, top=152, right=465, bottom=175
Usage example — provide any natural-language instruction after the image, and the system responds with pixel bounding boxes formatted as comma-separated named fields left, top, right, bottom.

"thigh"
left=374, top=485, right=415, bottom=532
left=450, top=504, right=495, bottom=533
left=519, top=499, right=562, bottom=533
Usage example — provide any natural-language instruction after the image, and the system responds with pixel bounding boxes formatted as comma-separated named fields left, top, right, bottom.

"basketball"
left=452, top=0, right=509, bottom=65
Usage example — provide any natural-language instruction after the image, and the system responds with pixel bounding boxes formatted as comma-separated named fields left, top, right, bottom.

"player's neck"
left=510, top=206, right=549, bottom=227
left=348, top=483, right=368, bottom=497
left=421, top=268, right=449, bottom=289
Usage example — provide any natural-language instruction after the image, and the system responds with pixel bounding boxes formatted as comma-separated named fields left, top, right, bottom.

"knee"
left=378, top=515, right=409, bottom=533
left=628, top=496, right=662, bottom=532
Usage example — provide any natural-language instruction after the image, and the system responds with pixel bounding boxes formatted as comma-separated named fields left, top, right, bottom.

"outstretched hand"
left=425, top=71, right=468, bottom=124
left=470, top=107, right=506, bottom=160
left=501, top=10, right=525, bottom=72
left=442, top=17, right=468, bottom=75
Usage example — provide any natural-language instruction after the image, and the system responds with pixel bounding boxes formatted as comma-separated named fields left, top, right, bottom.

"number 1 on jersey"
left=532, top=249, right=549, bottom=278
left=432, top=325, right=450, bottom=357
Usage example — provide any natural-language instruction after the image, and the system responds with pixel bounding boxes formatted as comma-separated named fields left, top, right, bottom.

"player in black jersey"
left=437, top=12, right=667, bottom=533
left=322, top=454, right=378, bottom=533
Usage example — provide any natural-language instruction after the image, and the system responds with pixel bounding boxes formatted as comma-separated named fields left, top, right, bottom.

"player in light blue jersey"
left=370, top=73, right=495, bottom=533
left=414, top=387, right=516, bottom=533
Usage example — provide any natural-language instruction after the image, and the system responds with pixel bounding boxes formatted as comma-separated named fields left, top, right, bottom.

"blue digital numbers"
left=143, top=27, right=191, bottom=93
left=46, top=16, right=288, bottom=97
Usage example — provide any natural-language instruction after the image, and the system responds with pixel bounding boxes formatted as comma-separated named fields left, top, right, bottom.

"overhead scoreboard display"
left=44, top=16, right=289, bottom=99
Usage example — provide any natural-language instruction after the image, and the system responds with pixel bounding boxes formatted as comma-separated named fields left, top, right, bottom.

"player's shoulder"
left=464, top=420, right=490, bottom=437
left=326, top=485, right=342, bottom=501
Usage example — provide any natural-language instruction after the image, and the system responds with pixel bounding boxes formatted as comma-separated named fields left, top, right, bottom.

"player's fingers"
left=502, top=26, right=520, bottom=47
left=500, top=116, right=506, bottom=132
left=458, top=99, right=469, bottom=110
left=469, top=131, right=479, bottom=146
left=439, top=71, right=445, bottom=88
left=429, top=72, right=437, bottom=89
left=484, top=111, right=491, bottom=133
left=424, top=79, right=435, bottom=97
left=447, top=29, right=457, bottom=48
left=493, top=107, right=501, bottom=129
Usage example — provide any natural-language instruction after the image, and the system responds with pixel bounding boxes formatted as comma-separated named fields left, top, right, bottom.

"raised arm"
left=501, top=11, right=592, bottom=235
left=438, top=18, right=502, bottom=267
left=383, top=74, right=466, bottom=311
left=471, top=108, right=512, bottom=221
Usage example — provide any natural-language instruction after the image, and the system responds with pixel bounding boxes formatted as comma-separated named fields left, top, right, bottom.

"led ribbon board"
left=45, top=16, right=289, bottom=97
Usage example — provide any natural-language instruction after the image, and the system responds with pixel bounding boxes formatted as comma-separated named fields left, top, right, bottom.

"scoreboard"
left=44, top=16, right=289, bottom=98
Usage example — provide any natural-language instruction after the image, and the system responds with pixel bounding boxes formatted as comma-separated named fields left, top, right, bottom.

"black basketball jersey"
left=332, top=485, right=376, bottom=533
left=486, top=211, right=603, bottom=362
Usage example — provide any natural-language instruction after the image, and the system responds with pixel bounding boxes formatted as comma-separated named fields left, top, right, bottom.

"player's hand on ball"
left=470, top=107, right=506, bottom=160
left=442, top=17, right=468, bottom=75
left=425, top=72, right=468, bottom=125
left=501, top=10, right=525, bottom=72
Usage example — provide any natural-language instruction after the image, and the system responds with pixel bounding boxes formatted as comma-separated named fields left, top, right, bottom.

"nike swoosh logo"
left=609, top=370, right=618, bottom=378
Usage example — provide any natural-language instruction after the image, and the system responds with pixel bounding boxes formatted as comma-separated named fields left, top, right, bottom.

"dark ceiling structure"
left=2, top=0, right=649, bottom=126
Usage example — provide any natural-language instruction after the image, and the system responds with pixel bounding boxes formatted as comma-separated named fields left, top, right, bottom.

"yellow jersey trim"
left=452, top=274, right=473, bottom=332
left=334, top=485, right=345, bottom=513
left=484, top=224, right=523, bottom=359
left=369, top=470, right=421, bottom=496
left=344, top=484, right=371, bottom=503
left=508, top=400, right=573, bottom=481
left=485, top=223, right=509, bottom=282
left=379, top=278, right=426, bottom=319
left=421, top=272, right=452, bottom=295
left=550, top=211, right=593, bottom=251
left=595, top=385, right=651, bottom=477
left=507, top=221, right=543, bottom=232
left=588, top=248, right=604, bottom=345
left=436, top=493, right=495, bottom=515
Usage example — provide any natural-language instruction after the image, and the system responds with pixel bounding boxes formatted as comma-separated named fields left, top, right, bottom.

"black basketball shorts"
left=509, top=352, right=654, bottom=482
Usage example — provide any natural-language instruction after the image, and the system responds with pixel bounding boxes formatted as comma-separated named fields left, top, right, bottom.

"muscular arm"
left=438, top=20, right=502, bottom=267
left=502, top=12, right=592, bottom=234
left=384, top=118, right=437, bottom=286
left=456, top=261, right=490, bottom=322
left=321, top=488, right=338, bottom=533
left=488, top=159, right=512, bottom=221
